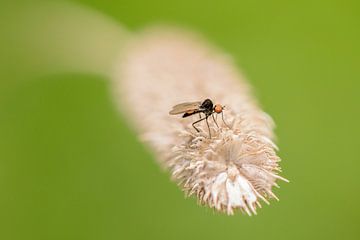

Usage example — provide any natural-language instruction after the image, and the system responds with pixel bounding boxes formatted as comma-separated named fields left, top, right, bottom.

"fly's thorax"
left=201, top=99, right=214, bottom=111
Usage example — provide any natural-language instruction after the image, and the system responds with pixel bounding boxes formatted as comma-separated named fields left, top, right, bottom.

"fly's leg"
left=206, top=117, right=211, bottom=138
left=212, top=114, right=219, bottom=128
left=192, top=117, right=206, bottom=133
left=222, top=112, right=230, bottom=129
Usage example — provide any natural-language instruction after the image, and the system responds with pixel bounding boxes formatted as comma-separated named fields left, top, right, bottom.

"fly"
left=169, top=98, right=229, bottom=138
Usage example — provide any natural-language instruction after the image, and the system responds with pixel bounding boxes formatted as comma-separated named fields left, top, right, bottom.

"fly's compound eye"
left=214, top=104, right=223, bottom=113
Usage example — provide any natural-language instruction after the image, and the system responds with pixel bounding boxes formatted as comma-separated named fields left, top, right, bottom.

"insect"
left=169, top=98, right=229, bottom=138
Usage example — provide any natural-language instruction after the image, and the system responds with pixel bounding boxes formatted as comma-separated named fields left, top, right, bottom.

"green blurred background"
left=1, top=0, right=359, bottom=240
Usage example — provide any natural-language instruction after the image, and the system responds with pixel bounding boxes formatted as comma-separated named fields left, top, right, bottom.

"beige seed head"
left=112, top=27, right=288, bottom=215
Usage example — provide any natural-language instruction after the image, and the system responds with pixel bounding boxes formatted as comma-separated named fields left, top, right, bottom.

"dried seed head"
left=112, top=27, right=288, bottom=215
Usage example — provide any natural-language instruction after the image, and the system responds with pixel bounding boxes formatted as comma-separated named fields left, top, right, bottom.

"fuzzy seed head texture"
left=112, top=28, right=288, bottom=215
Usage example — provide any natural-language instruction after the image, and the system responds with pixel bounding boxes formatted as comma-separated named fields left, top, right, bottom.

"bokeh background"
left=1, top=0, right=359, bottom=240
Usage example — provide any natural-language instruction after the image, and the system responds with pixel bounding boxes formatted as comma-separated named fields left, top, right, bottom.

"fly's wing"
left=169, top=101, right=202, bottom=115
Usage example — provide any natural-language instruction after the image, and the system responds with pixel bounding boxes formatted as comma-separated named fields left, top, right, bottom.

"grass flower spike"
left=112, top=28, right=288, bottom=215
